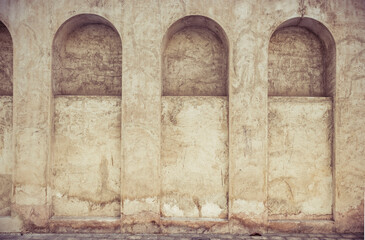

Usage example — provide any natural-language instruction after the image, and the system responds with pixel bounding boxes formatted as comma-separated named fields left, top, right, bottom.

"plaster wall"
left=268, top=97, right=332, bottom=219
left=53, top=23, right=122, bottom=96
left=52, top=96, right=121, bottom=217
left=163, top=27, right=227, bottom=96
left=268, top=27, right=324, bottom=97
left=0, top=20, right=12, bottom=217
left=0, top=0, right=363, bottom=234
left=0, top=97, right=12, bottom=216
left=0, top=22, right=12, bottom=95
left=161, top=97, right=228, bottom=219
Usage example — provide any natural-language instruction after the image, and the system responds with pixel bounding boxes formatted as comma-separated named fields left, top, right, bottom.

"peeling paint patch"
left=162, top=203, right=184, bottom=217
left=231, top=199, right=265, bottom=216
left=161, top=97, right=228, bottom=219
left=123, top=198, right=158, bottom=215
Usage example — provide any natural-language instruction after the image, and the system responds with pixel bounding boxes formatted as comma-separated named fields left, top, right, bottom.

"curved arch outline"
left=0, top=18, right=13, bottom=44
left=52, top=13, right=121, bottom=46
left=161, top=15, right=230, bottom=96
left=268, top=17, right=336, bottom=97
left=267, top=16, right=337, bottom=221
left=0, top=19, right=13, bottom=96
left=51, top=13, right=122, bottom=95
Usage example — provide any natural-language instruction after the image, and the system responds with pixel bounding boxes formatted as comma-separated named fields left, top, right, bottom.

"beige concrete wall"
left=0, top=0, right=363, bottom=234
left=161, top=97, right=228, bottom=219
left=268, top=27, right=324, bottom=97
left=268, top=97, right=333, bottom=219
left=0, top=20, right=13, bottom=217
left=53, top=23, right=122, bottom=96
left=0, top=22, right=12, bottom=96
left=52, top=96, right=121, bottom=217
left=163, top=27, right=227, bottom=96
left=0, top=97, right=12, bottom=216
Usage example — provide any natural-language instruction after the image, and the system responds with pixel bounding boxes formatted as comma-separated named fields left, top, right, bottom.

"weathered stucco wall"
left=163, top=27, right=227, bottom=96
left=53, top=23, right=122, bottom=96
left=0, top=97, right=12, bottom=216
left=0, top=21, right=12, bottom=96
left=0, top=19, right=12, bottom=218
left=0, top=0, right=363, bottom=234
left=52, top=96, right=121, bottom=217
left=268, top=97, right=333, bottom=219
left=268, top=27, right=324, bottom=96
left=161, top=97, right=228, bottom=219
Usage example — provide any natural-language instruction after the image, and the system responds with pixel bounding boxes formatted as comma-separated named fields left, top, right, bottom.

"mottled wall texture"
left=268, top=27, right=324, bottom=97
left=0, top=21, right=12, bottom=217
left=161, top=16, right=229, bottom=221
left=0, top=0, right=364, bottom=235
left=267, top=21, right=334, bottom=222
left=52, top=15, right=122, bottom=218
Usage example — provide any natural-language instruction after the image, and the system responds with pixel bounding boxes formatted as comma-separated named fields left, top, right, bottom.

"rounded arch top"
left=53, top=13, right=121, bottom=48
left=0, top=19, right=13, bottom=42
left=272, top=17, right=335, bottom=52
left=268, top=17, right=336, bottom=97
left=52, top=13, right=122, bottom=96
left=162, top=15, right=229, bottom=52
left=0, top=20, right=13, bottom=96
left=162, top=15, right=229, bottom=96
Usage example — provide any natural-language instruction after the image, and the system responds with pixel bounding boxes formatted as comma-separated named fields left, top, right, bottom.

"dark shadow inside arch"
left=162, top=15, right=229, bottom=96
left=0, top=20, right=13, bottom=217
left=52, top=14, right=122, bottom=96
left=51, top=14, right=122, bottom=218
left=269, top=17, right=336, bottom=97
left=267, top=17, right=336, bottom=221
left=0, top=21, right=13, bottom=96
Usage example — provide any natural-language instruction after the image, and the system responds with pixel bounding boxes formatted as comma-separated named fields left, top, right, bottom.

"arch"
left=162, top=15, right=229, bottom=96
left=268, top=17, right=336, bottom=97
left=160, top=15, right=229, bottom=219
left=51, top=14, right=122, bottom=217
left=267, top=17, right=335, bottom=220
left=52, top=14, right=122, bottom=95
left=0, top=21, right=13, bottom=96
left=0, top=20, right=13, bottom=217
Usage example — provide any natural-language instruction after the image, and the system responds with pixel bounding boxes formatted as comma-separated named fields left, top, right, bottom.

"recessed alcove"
left=51, top=14, right=122, bottom=217
left=267, top=18, right=335, bottom=220
left=161, top=16, right=229, bottom=219
left=269, top=27, right=324, bottom=96
left=53, top=16, right=122, bottom=96
left=162, top=15, right=228, bottom=96
left=0, top=21, right=13, bottom=217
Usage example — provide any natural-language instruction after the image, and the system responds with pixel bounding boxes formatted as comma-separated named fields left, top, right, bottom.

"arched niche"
left=161, top=16, right=229, bottom=219
left=52, top=14, right=122, bottom=95
left=51, top=14, right=122, bottom=217
left=162, top=15, right=229, bottom=96
left=268, top=17, right=336, bottom=97
left=0, top=21, right=12, bottom=96
left=0, top=20, right=13, bottom=217
left=267, top=17, right=335, bottom=220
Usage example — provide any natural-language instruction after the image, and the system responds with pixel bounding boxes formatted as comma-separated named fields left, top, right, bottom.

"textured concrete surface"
left=268, top=27, right=324, bottom=97
left=53, top=96, right=121, bottom=217
left=268, top=97, right=332, bottom=219
left=53, top=22, right=122, bottom=95
left=161, top=97, right=228, bottom=219
left=0, top=97, right=12, bottom=216
left=0, top=0, right=363, bottom=234
left=163, top=26, right=228, bottom=96
left=0, top=233, right=363, bottom=240
left=0, top=21, right=12, bottom=96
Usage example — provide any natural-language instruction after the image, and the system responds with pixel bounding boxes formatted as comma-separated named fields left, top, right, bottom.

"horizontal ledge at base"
left=268, top=96, right=333, bottom=101
left=161, top=217, right=228, bottom=222
left=269, top=219, right=334, bottom=223
left=50, top=216, right=120, bottom=222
